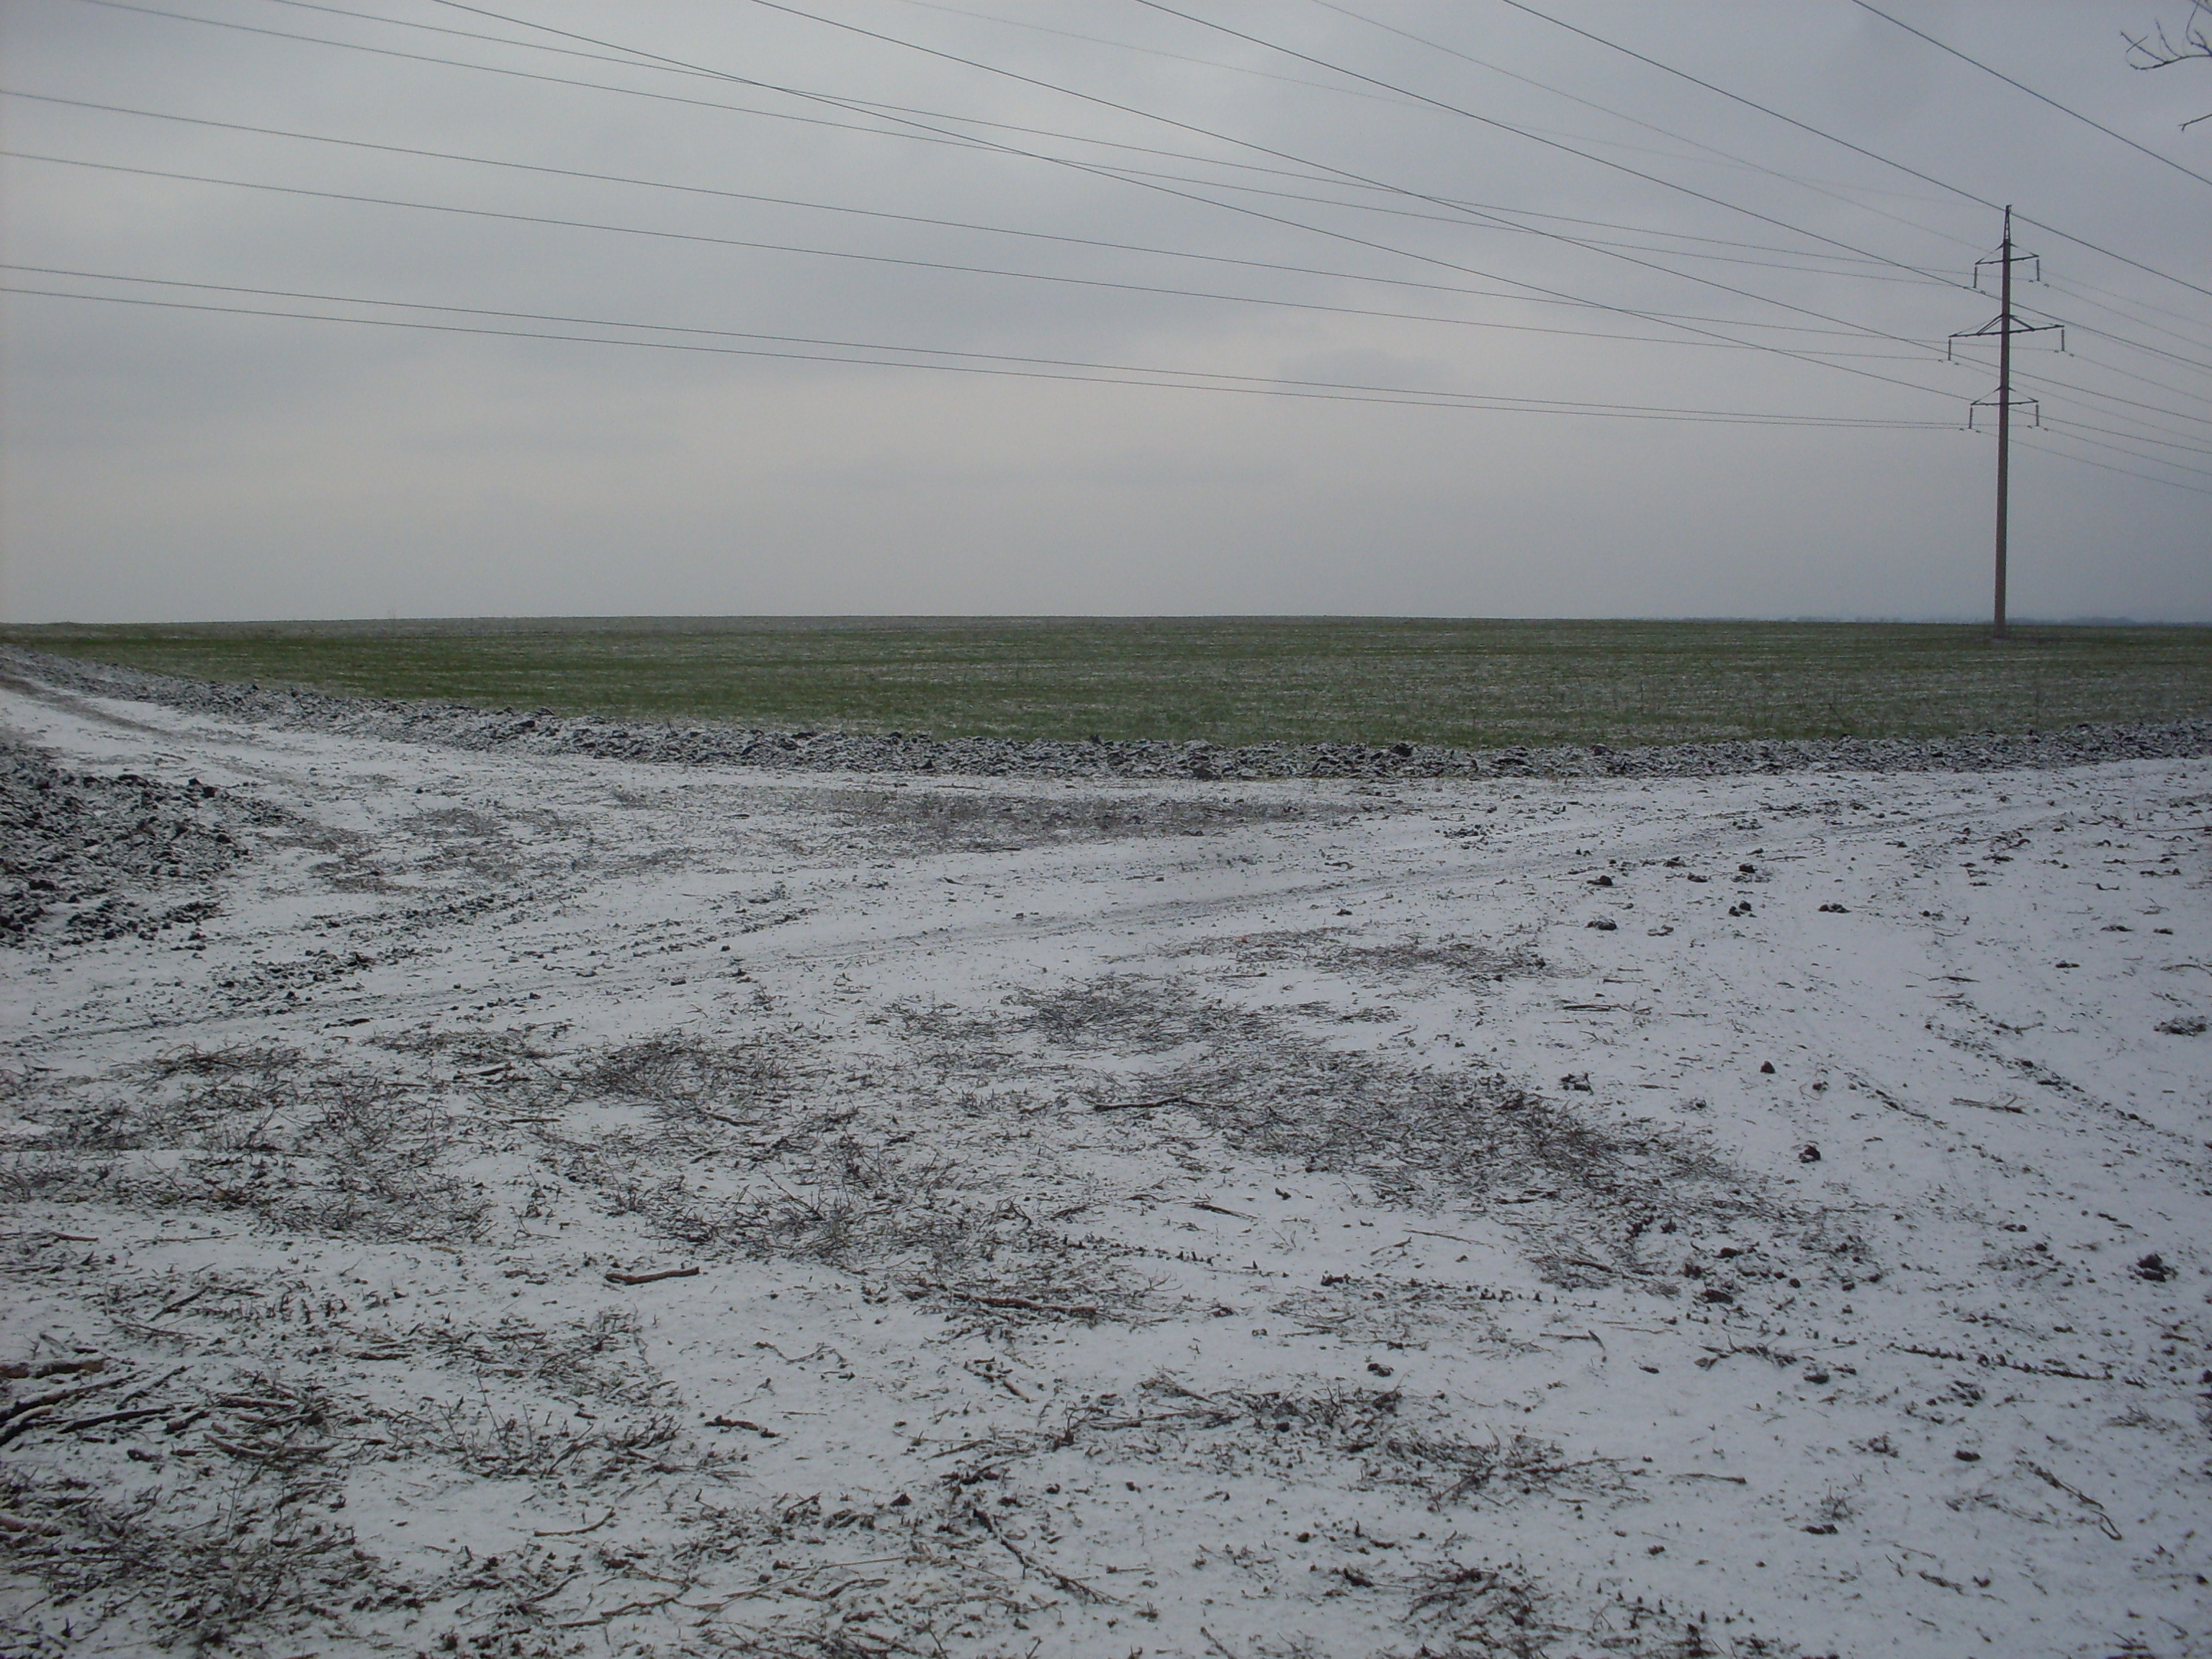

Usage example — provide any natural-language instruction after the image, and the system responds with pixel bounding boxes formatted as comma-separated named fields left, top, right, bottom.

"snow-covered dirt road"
left=2, top=662, right=2207, bottom=1659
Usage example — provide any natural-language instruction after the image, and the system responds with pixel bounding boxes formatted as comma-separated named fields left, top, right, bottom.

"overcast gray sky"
left=2, top=0, right=2208, bottom=622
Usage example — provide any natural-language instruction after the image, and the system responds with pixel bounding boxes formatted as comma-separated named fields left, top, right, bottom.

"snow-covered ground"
left=1, top=662, right=2207, bottom=1659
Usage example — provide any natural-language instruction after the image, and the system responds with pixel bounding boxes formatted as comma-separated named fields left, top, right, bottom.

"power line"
left=24, top=279, right=2202, bottom=493
left=426, top=0, right=2212, bottom=440
left=309, top=0, right=1903, bottom=215
left=0, top=93, right=1603, bottom=298
left=179, top=2, right=2029, bottom=286
left=876, top=0, right=1431, bottom=109
left=2012, top=367, right=2212, bottom=436
left=2011, top=213, right=2212, bottom=309
left=66, top=0, right=1910, bottom=270
left=76, top=0, right=1318, bottom=186
left=68, top=0, right=1971, bottom=387
left=1296, top=1, right=2212, bottom=380
left=256, top=0, right=1429, bottom=184
left=1310, top=0, right=1981, bottom=256
left=458, top=0, right=1984, bottom=390
left=2045, top=267, right=2212, bottom=344
left=1086, top=159, right=1949, bottom=280
left=2022, top=426, right=2212, bottom=493
left=1946, top=207, right=2210, bottom=627
left=2018, top=396, right=2212, bottom=469
left=51, top=4, right=2200, bottom=437
left=2035, top=279, right=2212, bottom=363
left=120, top=0, right=2183, bottom=421
left=0, top=277, right=1953, bottom=426
left=245, top=0, right=2002, bottom=247
left=0, top=148, right=1937, bottom=359
left=1488, top=0, right=2212, bottom=307
left=762, top=0, right=1971, bottom=290
left=1954, top=315, right=2212, bottom=431
left=53, top=1, right=2200, bottom=458
left=279, top=0, right=1944, bottom=264
left=2046, top=417, right=2212, bottom=464
left=10, top=261, right=1902, bottom=410
left=78, top=0, right=1393, bottom=194
left=1118, top=0, right=1982, bottom=302
left=310, top=0, right=1913, bottom=215
left=14, top=7, right=2203, bottom=542
left=17, top=0, right=2203, bottom=573
left=917, top=0, right=1955, bottom=231
left=1488, top=0, right=1997, bottom=210
left=421, top=0, right=1979, bottom=401
left=1849, top=0, right=2212, bottom=193
left=2043, top=349, right=2212, bottom=414
left=0, top=90, right=1951, bottom=302
left=43, top=261, right=2208, bottom=473
left=2015, top=305, right=2212, bottom=379
left=85, top=0, right=2212, bottom=339
left=2018, top=430, right=2212, bottom=495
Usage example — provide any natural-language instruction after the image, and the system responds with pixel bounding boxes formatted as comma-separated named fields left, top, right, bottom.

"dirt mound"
left=0, top=737, right=265, bottom=945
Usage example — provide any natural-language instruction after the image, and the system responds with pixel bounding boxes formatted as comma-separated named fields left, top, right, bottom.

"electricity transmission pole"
left=1951, top=207, right=2060, bottom=641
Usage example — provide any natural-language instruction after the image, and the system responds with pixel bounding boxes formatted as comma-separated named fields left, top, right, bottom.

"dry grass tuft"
left=418, top=1309, right=676, bottom=1408
left=572, top=1034, right=784, bottom=1112
left=140, top=1041, right=305, bottom=1080
left=993, top=976, right=1759, bottom=1253
left=1393, top=1565, right=1802, bottom=1658
left=382, top=1395, right=685, bottom=1483
left=3, top=1052, right=491, bottom=1241
left=517, top=1036, right=1146, bottom=1318
left=1270, top=1278, right=1525, bottom=1348
left=1401, top=1562, right=1570, bottom=1658
left=578, top=1136, right=1139, bottom=1321
left=1184, top=927, right=1548, bottom=986
left=174, top=1077, right=492, bottom=1241
left=0, top=1463, right=392, bottom=1655
left=1040, top=1378, right=1622, bottom=1507
left=1372, top=1427, right=1624, bottom=1506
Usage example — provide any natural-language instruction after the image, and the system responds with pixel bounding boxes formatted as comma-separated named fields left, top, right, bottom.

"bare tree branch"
left=2124, top=1, right=2212, bottom=128
left=2123, top=0, right=2212, bottom=68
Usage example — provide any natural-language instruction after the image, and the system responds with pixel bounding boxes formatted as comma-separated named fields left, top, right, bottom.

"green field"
left=6, top=618, right=2208, bottom=750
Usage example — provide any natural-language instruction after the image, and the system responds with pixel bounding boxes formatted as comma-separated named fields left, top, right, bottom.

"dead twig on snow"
left=909, top=1283, right=1100, bottom=1321
left=0, top=1357, right=105, bottom=1380
left=533, top=1509, right=618, bottom=1537
left=966, top=1503, right=1114, bottom=1604
left=2025, top=1461, right=2123, bottom=1539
